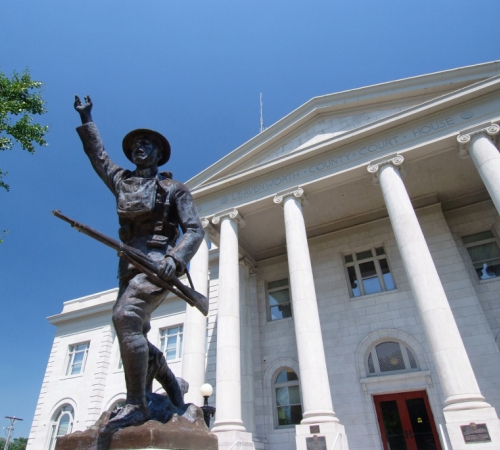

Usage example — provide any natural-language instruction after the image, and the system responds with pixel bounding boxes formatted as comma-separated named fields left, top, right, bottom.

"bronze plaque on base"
left=306, top=435, right=327, bottom=450
left=461, top=423, right=491, bottom=443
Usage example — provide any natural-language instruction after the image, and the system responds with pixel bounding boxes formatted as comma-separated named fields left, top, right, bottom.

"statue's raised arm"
left=74, top=94, right=123, bottom=193
left=74, top=95, right=93, bottom=124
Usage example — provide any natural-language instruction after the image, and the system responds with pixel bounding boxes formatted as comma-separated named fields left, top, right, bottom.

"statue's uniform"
left=77, top=122, right=204, bottom=407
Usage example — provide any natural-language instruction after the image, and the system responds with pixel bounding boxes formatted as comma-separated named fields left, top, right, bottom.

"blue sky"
left=1, top=0, right=499, bottom=439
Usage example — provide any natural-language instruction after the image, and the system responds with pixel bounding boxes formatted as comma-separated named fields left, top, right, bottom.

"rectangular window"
left=344, top=246, right=396, bottom=297
left=66, top=342, right=89, bottom=375
left=160, top=325, right=184, bottom=361
left=268, top=279, right=292, bottom=321
left=462, top=231, right=500, bottom=280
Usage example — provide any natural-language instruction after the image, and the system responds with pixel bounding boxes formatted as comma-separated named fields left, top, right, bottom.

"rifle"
left=52, top=210, right=208, bottom=316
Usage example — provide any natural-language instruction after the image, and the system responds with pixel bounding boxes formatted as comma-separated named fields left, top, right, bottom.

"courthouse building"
left=28, top=61, right=500, bottom=450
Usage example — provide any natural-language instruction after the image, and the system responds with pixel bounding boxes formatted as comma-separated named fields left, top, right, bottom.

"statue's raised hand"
left=74, top=95, right=93, bottom=124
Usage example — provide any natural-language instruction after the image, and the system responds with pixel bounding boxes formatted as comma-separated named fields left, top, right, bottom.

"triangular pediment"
left=186, top=61, right=500, bottom=192
left=235, top=100, right=429, bottom=171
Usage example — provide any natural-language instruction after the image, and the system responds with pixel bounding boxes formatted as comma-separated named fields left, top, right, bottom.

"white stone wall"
left=445, top=201, right=500, bottom=340
left=205, top=263, right=220, bottom=422
left=254, top=257, right=299, bottom=450
left=28, top=313, right=112, bottom=450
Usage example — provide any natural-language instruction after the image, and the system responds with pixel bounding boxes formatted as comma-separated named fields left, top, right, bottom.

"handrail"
left=227, top=441, right=243, bottom=450
left=439, top=424, right=450, bottom=450
left=330, top=432, right=344, bottom=450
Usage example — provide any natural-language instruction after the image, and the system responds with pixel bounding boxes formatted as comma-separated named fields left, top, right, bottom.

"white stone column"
left=211, top=209, right=254, bottom=449
left=239, top=258, right=256, bottom=436
left=458, top=123, right=500, bottom=215
left=369, top=155, right=500, bottom=449
left=181, top=219, right=212, bottom=406
left=274, top=188, right=348, bottom=450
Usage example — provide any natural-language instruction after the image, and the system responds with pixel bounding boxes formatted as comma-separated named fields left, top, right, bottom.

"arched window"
left=367, top=341, right=418, bottom=376
left=274, top=368, right=303, bottom=427
left=48, top=404, right=74, bottom=450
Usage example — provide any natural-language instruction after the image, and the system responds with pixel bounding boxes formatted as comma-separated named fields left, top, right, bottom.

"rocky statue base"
left=56, top=399, right=218, bottom=450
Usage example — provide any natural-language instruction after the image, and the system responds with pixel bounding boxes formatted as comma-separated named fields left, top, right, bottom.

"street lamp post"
left=200, top=383, right=216, bottom=428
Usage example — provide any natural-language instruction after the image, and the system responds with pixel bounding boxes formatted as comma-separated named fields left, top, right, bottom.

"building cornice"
left=48, top=299, right=116, bottom=325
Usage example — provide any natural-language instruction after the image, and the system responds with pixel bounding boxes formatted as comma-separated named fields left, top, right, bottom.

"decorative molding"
left=86, top=327, right=114, bottom=425
left=273, top=186, right=310, bottom=207
left=211, top=208, right=246, bottom=228
left=457, top=122, right=500, bottom=158
left=367, top=154, right=405, bottom=184
left=262, top=357, right=300, bottom=390
left=360, top=370, right=433, bottom=394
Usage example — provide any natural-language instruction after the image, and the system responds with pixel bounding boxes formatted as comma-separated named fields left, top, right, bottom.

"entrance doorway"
left=374, top=391, right=442, bottom=450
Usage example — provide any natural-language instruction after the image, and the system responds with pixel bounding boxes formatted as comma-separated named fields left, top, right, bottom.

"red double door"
left=374, top=391, right=442, bottom=450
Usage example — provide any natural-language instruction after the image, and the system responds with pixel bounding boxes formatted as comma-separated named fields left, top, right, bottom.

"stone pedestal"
left=295, top=422, right=348, bottom=450
left=215, top=430, right=256, bottom=450
left=56, top=405, right=217, bottom=450
left=444, top=407, right=500, bottom=450
left=56, top=416, right=217, bottom=450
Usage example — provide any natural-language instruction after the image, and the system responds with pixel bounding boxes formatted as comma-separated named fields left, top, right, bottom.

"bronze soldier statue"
left=74, top=95, right=204, bottom=429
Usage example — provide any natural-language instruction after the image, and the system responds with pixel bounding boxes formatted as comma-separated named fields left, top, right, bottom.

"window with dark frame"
left=344, top=246, right=396, bottom=297
left=267, top=279, right=292, bottom=321
left=274, top=368, right=303, bottom=427
left=462, top=230, right=500, bottom=280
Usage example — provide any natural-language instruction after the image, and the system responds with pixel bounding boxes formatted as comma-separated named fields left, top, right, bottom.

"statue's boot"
left=103, top=403, right=150, bottom=433
left=146, top=343, right=186, bottom=408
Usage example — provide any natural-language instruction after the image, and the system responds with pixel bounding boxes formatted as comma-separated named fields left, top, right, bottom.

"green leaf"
left=0, top=68, right=49, bottom=190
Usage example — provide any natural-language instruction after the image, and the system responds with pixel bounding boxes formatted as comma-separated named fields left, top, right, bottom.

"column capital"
left=201, top=217, right=219, bottom=240
left=457, top=122, right=500, bottom=158
left=212, top=208, right=246, bottom=228
left=273, top=186, right=310, bottom=207
left=367, top=154, right=405, bottom=184
left=239, top=256, right=256, bottom=274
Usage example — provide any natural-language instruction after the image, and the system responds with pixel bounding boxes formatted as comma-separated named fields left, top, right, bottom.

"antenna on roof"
left=260, top=93, right=265, bottom=133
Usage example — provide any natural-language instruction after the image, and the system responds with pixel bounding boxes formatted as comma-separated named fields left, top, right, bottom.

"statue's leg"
left=110, top=274, right=166, bottom=427
left=145, top=342, right=163, bottom=394
left=147, top=343, right=186, bottom=408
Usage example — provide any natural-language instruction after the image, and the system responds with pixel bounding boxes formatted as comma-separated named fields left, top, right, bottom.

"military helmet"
left=122, top=129, right=171, bottom=166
